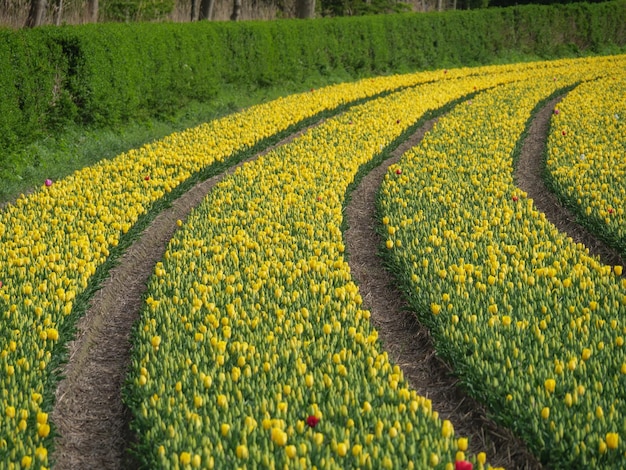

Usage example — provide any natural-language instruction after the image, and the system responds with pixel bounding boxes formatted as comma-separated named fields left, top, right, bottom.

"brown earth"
left=49, top=93, right=622, bottom=469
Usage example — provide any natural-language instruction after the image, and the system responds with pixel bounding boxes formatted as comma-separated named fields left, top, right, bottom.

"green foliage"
left=490, top=0, right=606, bottom=8
left=43, top=22, right=223, bottom=125
left=0, top=0, right=625, bottom=185
left=102, top=0, right=175, bottom=22
left=320, top=0, right=410, bottom=17
left=0, top=31, right=23, bottom=156
left=0, top=27, right=66, bottom=179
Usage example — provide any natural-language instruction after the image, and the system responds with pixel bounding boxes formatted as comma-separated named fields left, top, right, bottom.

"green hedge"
left=0, top=28, right=64, bottom=155
left=0, top=0, right=625, bottom=163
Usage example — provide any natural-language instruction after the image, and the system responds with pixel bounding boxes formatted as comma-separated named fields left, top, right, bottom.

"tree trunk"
left=437, top=0, right=442, bottom=10
left=199, top=0, right=214, bottom=20
left=295, top=0, right=315, bottom=18
left=230, top=0, right=241, bottom=21
left=25, top=0, right=47, bottom=27
left=191, top=0, right=199, bottom=20
left=54, top=0, right=63, bottom=25
left=88, top=0, right=98, bottom=22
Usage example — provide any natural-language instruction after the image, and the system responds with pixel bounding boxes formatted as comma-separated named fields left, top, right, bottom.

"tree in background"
left=490, top=0, right=603, bottom=6
left=25, top=0, right=47, bottom=26
left=88, top=0, right=98, bottom=20
left=296, top=0, right=315, bottom=17
left=200, top=0, right=215, bottom=19
left=320, top=0, right=409, bottom=16
left=14, top=0, right=499, bottom=27
left=102, top=0, right=175, bottom=21
left=230, top=0, right=241, bottom=19
left=190, top=0, right=215, bottom=20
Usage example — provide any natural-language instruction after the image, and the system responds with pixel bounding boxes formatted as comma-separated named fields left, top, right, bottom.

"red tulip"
left=553, top=109, right=560, bottom=115
left=455, top=461, right=473, bottom=470
left=0, top=281, right=3, bottom=288
left=512, top=195, right=518, bottom=202
left=562, top=130, right=567, bottom=136
left=145, top=175, right=150, bottom=181
left=306, top=415, right=320, bottom=428
left=45, top=179, right=53, bottom=187
left=396, top=168, right=402, bottom=175
left=608, top=208, right=614, bottom=214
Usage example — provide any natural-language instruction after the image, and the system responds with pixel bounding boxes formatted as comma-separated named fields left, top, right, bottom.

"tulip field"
left=0, top=54, right=625, bottom=469
left=0, top=70, right=460, bottom=468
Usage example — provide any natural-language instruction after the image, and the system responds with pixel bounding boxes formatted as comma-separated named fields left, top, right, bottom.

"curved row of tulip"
left=546, top=70, right=626, bottom=255
left=378, top=55, right=626, bottom=469
left=0, top=71, right=480, bottom=468
left=121, top=57, right=622, bottom=469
